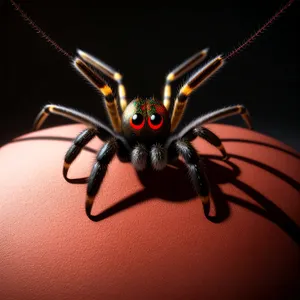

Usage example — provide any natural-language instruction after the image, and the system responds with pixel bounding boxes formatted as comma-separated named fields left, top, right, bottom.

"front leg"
left=86, top=139, right=118, bottom=220
left=33, top=104, right=114, bottom=140
left=170, top=56, right=224, bottom=131
left=63, top=128, right=97, bottom=184
left=185, top=126, right=228, bottom=160
left=175, top=139, right=210, bottom=216
left=167, top=105, right=252, bottom=146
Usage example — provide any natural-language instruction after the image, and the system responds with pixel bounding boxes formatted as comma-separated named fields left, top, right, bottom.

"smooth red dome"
left=1, top=124, right=299, bottom=300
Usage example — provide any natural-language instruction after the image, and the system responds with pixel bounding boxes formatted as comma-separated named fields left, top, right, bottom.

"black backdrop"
left=1, top=0, right=299, bottom=150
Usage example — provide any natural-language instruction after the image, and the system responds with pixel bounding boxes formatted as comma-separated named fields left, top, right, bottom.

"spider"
left=10, top=0, right=294, bottom=220
left=32, top=49, right=252, bottom=218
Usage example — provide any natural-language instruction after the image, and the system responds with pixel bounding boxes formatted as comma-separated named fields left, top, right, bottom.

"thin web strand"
left=224, top=0, right=294, bottom=61
left=10, top=0, right=73, bottom=60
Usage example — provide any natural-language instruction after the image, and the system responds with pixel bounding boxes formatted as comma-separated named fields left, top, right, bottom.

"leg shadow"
left=10, top=135, right=300, bottom=245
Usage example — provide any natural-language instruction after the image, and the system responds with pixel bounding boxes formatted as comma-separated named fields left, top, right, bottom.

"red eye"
left=130, top=113, right=145, bottom=130
left=148, top=113, right=163, bottom=130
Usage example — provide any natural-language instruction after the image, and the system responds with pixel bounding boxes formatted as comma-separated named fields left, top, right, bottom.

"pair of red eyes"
left=130, top=113, right=163, bottom=130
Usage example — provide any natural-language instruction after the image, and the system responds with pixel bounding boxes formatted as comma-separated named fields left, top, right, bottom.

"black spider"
left=33, top=49, right=252, bottom=219
left=10, top=0, right=294, bottom=220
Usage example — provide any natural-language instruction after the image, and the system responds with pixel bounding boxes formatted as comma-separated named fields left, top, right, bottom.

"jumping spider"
left=11, top=0, right=294, bottom=220
left=33, top=49, right=252, bottom=219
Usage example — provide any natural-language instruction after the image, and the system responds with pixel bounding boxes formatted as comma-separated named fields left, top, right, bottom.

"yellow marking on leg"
left=86, top=195, right=96, bottom=215
left=180, top=84, right=193, bottom=96
left=237, top=105, right=252, bottom=129
left=163, top=84, right=171, bottom=110
left=98, top=85, right=121, bottom=131
left=202, top=195, right=210, bottom=205
left=170, top=101, right=187, bottom=131
left=85, top=195, right=96, bottom=217
left=118, top=84, right=127, bottom=111
left=217, top=144, right=228, bottom=160
left=118, top=84, right=126, bottom=98
left=106, top=100, right=121, bottom=132
left=237, top=105, right=243, bottom=113
left=120, top=99, right=127, bottom=112
left=242, top=115, right=252, bottom=129
left=100, top=85, right=113, bottom=96
left=166, top=73, right=175, bottom=82
left=86, top=195, right=94, bottom=206
left=114, top=72, right=122, bottom=81
left=64, top=162, right=70, bottom=169
left=163, top=99, right=171, bottom=111
left=35, top=112, right=49, bottom=130
left=47, top=105, right=55, bottom=112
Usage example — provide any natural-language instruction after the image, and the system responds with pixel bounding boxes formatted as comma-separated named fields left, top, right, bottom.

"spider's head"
left=121, top=98, right=170, bottom=147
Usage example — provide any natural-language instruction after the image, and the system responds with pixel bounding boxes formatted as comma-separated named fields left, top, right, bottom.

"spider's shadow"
left=12, top=135, right=300, bottom=245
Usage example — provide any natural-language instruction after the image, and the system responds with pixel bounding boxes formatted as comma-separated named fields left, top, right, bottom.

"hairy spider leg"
left=33, top=104, right=112, bottom=134
left=175, top=139, right=210, bottom=216
left=163, top=48, right=208, bottom=110
left=77, top=49, right=127, bottom=111
left=63, top=128, right=97, bottom=184
left=193, top=105, right=252, bottom=129
left=74, top=58, right=122, bottom=132
left=170, top=56, right=224, bottom=132
left=185, top=126, right=228, bottom=160
left=86, top=139, right=118, bottom=221
left=165, top=105, right=252, bottom=150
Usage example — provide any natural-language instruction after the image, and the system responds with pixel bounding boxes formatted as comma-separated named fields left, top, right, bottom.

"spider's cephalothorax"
left=14, top=0, right=293, bottom=220
left=121, top=97, right=171, bottom=171
left=121, top=98, right=171, bottom=146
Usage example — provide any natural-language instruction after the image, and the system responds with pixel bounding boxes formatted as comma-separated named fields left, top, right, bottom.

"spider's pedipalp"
left=131, top=144, right=148, bottom=171
left=150, top=143, right=167, bottom=171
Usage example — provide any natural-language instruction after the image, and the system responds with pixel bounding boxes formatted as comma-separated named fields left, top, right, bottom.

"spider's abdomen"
left=121, top=98, right=170, bottom=147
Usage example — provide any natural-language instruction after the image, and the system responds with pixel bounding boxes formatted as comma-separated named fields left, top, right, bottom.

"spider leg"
left=86, top=139, right=118, bottom=220
left=185, top=126, right=228, bottom=160
left=170, top=56, right=224, bottom=132
left=166, top=105, right=252, bottom=148
left=73, top=57, right=122, bottom=132
left=77, top=49, right=127, bottom=111
left=175, top=139, right=210, bottom=216
left=163, top=48, right=208, bottom=110
left=63, top=128, right=97, bottom=184
left=33, top=104, right=114, bottom=139
left=199, top=105, right=252, bottom=129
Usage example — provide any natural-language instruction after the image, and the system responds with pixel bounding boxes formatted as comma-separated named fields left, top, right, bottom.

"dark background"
left=1, top=0, right=299, bottom=150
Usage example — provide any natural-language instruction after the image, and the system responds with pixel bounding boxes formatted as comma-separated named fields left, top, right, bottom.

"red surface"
left=1, top=124, right=300, bottom=300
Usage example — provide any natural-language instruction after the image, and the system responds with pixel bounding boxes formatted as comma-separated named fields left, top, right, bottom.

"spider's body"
left=10, top=0, right=294, bottom=221
left=120, top=97, right=172, bottom=171
left=33, top=49, right=251, bottom=220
